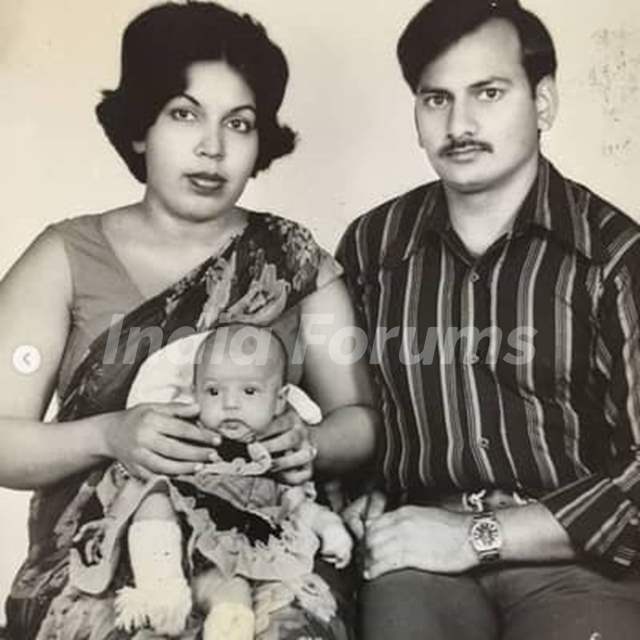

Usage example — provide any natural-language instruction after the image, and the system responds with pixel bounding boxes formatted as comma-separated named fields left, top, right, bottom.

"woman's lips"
left=186, top=172, right=227, bottom=194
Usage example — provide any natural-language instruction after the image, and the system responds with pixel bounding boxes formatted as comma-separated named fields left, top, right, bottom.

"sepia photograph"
left=1, top=0, right=640, bottom=638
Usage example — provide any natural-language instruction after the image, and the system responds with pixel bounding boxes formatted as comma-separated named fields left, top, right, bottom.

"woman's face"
left=134, top=60, right=259, bottom=221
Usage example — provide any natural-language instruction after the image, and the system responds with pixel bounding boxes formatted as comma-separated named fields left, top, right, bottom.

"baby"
left=70, top=324, right=352, bottom=639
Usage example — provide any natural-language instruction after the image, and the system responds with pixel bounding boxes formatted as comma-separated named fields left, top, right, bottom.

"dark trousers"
left=360, top=563, right=640, bottom=640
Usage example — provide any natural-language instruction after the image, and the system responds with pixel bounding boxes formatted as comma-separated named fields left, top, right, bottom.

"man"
left=337, top=1, right=640, bottom=638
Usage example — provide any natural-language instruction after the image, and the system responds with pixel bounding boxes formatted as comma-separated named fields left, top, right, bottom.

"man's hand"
left=362, top=506, right=477, bottom=579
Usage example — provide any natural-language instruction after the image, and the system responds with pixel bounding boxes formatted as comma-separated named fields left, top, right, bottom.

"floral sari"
left=5, top=212, right=354, bottom=640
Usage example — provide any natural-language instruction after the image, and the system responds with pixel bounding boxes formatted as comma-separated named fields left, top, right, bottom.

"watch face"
left=470, top=519, right=501, bottom=552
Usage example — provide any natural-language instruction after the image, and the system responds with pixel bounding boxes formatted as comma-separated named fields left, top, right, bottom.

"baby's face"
left=195, top=356, right=286, bottom=442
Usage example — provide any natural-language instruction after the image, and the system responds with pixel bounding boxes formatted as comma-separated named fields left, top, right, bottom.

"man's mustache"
left=439, top=139, right=493, bottom=156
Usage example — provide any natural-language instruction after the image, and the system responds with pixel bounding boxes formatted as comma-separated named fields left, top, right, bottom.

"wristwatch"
left=468, top=510, right=502, bottom=563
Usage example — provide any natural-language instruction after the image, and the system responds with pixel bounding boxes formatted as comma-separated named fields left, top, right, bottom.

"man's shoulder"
left=337, top=181, right=440, bottom=273
left=561, top=173, right=640, bottom=266
left=339, top=181, right=439, bottom=255
left=348, top=181, right=439, bottom=235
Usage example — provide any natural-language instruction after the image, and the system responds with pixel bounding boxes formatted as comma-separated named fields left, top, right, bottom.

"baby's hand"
left=319, top=522, right=353, bottom=569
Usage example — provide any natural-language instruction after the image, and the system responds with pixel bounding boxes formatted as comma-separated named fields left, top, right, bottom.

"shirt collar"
left=512, top=155, right=600, bottom=261
left=398, top=155, right=602, bottom=264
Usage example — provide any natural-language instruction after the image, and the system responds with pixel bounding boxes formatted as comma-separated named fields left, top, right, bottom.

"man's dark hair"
left=397, top=0, right=557, bottom=94
left=96, top=1, right=295, bottom=183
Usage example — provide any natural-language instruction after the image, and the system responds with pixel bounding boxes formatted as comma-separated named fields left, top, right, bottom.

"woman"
left=0, top=3, right=377, bottom=638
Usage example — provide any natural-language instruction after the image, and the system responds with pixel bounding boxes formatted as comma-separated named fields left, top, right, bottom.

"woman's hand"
left=261, top=407, right=318, bottom=485
left=104, top=402, right=219, bottom=479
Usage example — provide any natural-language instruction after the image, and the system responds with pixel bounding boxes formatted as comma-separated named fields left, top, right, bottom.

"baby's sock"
left=203, top=602, right=255, bottom=640
left=115, top=519, right=192, bottom=636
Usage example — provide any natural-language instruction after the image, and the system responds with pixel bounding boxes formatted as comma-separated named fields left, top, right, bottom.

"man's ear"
left=535, top=75, right=559, bottom=133
left=132, top=139, right=146, bottom=154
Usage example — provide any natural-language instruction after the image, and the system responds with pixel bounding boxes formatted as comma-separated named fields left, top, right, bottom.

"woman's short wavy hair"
left=397, top=0, right=557, bottom=95
left=96, top=1, right=296, bottom=182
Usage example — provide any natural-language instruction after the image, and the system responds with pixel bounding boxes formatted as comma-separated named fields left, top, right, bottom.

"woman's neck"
left=135, top=196, right=248, bottom=248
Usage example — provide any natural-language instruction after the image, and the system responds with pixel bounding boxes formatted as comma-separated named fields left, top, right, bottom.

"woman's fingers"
left=114, top=403, right=220, bottom=475
left=271, top=442, right=317, bottom=471
left=138, top=450, right=201, bottom=477
left=151, top=434, right=213, bottom=462
left=265, top=409, right=297, bottom=436
left=261, top=408, right=317, bottom=484
left=159, top=416, right=215, bottom=446
left=140, top=408, right=218, bottom=466
left=262, top=409, right=306, bottom=454
left=261, top=410, right=318, bottom=485
left=151, top=402, right=201, bottom=418
left=159, top=404, right=224, bottom=446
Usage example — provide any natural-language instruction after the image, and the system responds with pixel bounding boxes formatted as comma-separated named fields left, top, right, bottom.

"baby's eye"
left=244, top=387, right=258, bottom=396
left=169, top=107, right=197, bottom=121
left=207, top=387, right=219, bottom=396
left=226, top=117, right=255, bottom=133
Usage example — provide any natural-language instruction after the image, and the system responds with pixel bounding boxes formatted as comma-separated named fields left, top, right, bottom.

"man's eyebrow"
left=416, top=85, right=452, bottom=95
left=469, top=77, right=513, bottom=89
left=417, top=77, right=513, bottom=94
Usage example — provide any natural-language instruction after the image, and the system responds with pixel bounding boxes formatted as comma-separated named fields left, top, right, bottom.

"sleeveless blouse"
left=49, top=212, right=342, bottom=397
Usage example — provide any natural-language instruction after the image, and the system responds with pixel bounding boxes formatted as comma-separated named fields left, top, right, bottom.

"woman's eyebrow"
left=177, top=92, right=201, bottom=106
left=228, top=105, right=257, bottom=115
left=174, top=93, right=256, bottom=115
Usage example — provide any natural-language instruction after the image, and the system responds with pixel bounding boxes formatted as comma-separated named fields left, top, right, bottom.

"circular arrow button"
left=12, top=345, right=42, bottom=375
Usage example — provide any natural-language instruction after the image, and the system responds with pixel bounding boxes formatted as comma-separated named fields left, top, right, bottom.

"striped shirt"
left=336, top=157, right=640, bottom=569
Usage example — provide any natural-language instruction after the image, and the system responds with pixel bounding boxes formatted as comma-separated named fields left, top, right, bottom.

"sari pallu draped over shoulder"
left=5, top=212, right=347, bottom=640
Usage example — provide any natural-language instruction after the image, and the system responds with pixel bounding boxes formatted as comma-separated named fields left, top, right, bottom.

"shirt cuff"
left=541, top=474, right=640, bottom=569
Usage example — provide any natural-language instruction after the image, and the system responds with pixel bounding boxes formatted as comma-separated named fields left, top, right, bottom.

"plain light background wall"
left=1, top=0, right=639, bottom=617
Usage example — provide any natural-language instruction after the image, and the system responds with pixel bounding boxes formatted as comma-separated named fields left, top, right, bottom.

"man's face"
left=414, top=18, right=546, bottom=195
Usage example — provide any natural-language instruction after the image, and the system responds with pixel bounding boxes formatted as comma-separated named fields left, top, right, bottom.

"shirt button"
left=470, top=271, right=480, bottom=283
left=479, top=437, right=491, bottom=450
